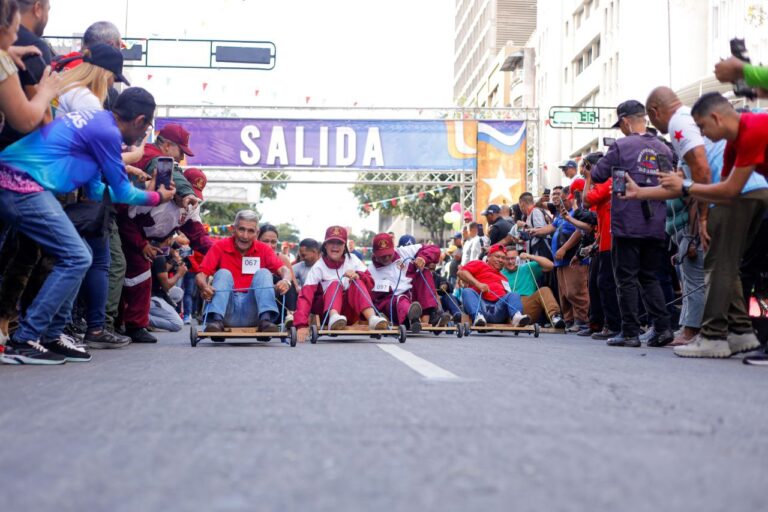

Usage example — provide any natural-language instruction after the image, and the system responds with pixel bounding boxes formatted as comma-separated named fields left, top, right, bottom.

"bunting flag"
left=254, top=89, right=260, bottom=96
left=357, top=186, right=456, bottom=212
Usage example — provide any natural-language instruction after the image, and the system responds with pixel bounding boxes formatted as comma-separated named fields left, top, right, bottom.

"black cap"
left=612, top=100, right=646, bottom=128
left=558, top=160, right=578, bottom=170
left=481, top=204, right=501, bottom=215
left=543, top=188, right=551, bottom=195
left=84, top=43, right=130, bottom=85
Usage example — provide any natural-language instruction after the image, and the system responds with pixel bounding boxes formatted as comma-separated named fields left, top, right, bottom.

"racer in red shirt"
left=196, top=211, right=292, bottom=333
left=457, top=244, right=529, bottom=327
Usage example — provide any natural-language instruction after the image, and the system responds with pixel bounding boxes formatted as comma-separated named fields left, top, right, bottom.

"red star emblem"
left=674, top=130, right=684, bottom=142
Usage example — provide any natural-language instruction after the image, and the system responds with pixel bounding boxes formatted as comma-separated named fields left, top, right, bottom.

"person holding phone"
left=590, top=100, right=675, bottom=349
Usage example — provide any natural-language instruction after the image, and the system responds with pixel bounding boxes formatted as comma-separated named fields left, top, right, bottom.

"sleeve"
left=734, top=117, right=768, bottom=168
left=669, top=113, right=705, bottom=160
left=180, top=220, right=213, bottom=254
left=198, top=243, right=223, bottom=277
left=586, top=179, right=612, bottom=206
left=530, top=261, right=543, bottom=280
left=172, top=164, right=196, bottom=198
left=744, top=63, right=768, bottom=89
left=396, top=244, right=422, bottom=261
left=357, top=269, right=374, bottom=290
left=462, top=260, right=483, bottom=276
left=531, top=208, right=546, bottom=228
left=0, top=50, right=18, bottom=83
left=591, top=144, right=621, bottom=183
left=414, top=244, right=440, bottom=265
left=350, top=254, right=368, bottom=273
left=86, top=124, right=160, bottom=206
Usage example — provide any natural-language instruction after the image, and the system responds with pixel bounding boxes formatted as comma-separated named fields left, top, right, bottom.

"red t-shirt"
left=462, top=260, right=508, bottom=301
left=199, top=237, right=284, bottom=290
left=722, top=112, right=768, bottom=179
left=586, top=178, right=613, bottom=252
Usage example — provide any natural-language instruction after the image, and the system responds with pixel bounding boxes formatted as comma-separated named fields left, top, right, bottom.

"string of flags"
left=361, top=185, right=456, bottom=213
left=203, top=224, right=233, bottom=235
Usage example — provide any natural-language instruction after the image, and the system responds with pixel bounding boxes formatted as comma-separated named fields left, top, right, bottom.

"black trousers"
left=596, top=250, right=622, bottom=332
left=612, top=237, right=670, bottom=337
left=588, top=255, right=603, bottom=329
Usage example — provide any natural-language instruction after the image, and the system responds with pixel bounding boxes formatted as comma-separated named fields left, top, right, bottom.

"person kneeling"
left=295, top=226, right=388, bottom=342
left=458, top=244, right=530, bottom=327
left=196, top=211, right=292, bottom=333
left=502, top=249, right=566, bottom=329
left=368, top=233, right=449, bottom=333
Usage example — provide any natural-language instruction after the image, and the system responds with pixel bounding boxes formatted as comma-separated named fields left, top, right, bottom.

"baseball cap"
left=158, top=124, right=195, bottom=157
left=481, top=204, right=501, bottom=215
left=543, top=188, right=551, bottom=195
left=183, top=168, right=207, bottom=200
left=83, top=43, right=130, bottom=85
left=398, top=234, right=417, bottom=247
left=612, top=100, right=646, bottom=128
left=452, top=233, right=462, bottom=240
left=568, top=178, right=586, bottom=200
left=487, top=244, right=506, bottom=256
left=373, top=233, right=396, bottom=258
left=558, top=160, right=578, bottom=171
left=323, top=225, right=348, bottom=245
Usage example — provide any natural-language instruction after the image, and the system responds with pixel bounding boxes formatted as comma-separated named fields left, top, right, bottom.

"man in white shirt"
left=461, top=222, right=484, bottom=265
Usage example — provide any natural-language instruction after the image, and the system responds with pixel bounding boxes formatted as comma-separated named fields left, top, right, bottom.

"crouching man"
left=368, top=233, right=450, bottom=333
left=196, top=210, right=292, bottom=333
left=458, top=244, right=531, bottom=327
left=502, top=249, right=566, bottom=329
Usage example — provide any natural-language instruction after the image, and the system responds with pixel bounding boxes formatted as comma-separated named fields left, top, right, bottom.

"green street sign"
left=548, top=106, right=615, bottom=129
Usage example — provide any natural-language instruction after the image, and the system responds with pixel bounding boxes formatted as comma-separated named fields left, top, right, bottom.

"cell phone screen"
left=155, top=157, right=173, bottom=191
left=612, top=168, right=626, bottom=195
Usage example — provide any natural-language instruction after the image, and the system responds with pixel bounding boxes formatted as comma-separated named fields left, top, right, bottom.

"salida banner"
left=154, top=117, right=525, bottom=172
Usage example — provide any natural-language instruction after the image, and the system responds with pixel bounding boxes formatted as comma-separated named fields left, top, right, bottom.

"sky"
left=45, top=0, right=456, bottom=240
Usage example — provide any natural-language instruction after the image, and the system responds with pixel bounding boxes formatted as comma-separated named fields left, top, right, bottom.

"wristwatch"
left=681, top=178, right=694, bottom=197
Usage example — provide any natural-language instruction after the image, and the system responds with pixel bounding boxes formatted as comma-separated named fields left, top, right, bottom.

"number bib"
left=373, top=280, right=392, bottom=293
left=501, top=280, right=511, bottom=292
left=242, top=257, right=261, bottom=274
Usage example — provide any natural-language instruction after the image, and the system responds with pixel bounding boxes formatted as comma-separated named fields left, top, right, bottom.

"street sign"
left=548, top=106, right=615, bottom=129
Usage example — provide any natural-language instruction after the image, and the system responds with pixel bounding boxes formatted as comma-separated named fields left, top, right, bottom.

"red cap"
left=323, top=225, right=348, bottom=245
left=158, top=124, right=194, bottom=157
left=183, top=168, right=206, bottom=200
left=487, top=243, right=506, bottom=256
left=372, top=233, right=396, bottom=258
left=568, top=178, right=586, bottom=200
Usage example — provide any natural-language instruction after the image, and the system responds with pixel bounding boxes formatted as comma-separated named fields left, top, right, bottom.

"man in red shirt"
left=196, top=210, right=292, bottom=333
left=457, top=244, right=530, bottom=327
left=660, top=92, right=768, bottom=358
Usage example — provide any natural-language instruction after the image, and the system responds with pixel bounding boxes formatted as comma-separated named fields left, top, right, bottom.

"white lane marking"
left=377, top=344, right=460, bottom=381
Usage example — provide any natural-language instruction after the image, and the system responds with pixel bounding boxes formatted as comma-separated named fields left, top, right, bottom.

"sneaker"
left=257, top=319, right=280, bottom=333
left=407, top=303, right=422, bottom=333
left=728, top=331, right=761, bottom=355
left=743, top=354, right=768, bottom=366
left=42, top=335, right=92, bottom=362
left=204, top=319, right=225, bottom=333
left=674, top=336, right=731, bottom=358
left=576, top=326, right=595, bottom=337
left=551, top=315, right=566, bottom=329
left=329, top=313, right=347, bottom=331
left=126, top=327, right=158, bottom=344
left=566, top=322, right=585, bottom=333
left=512, top=311, right=531, bottom=327
left=639, top=327, right=656, bottom=344
left=430, top=311, right=451, bottom=328
left=1, top=340, right=66, bottom=365
left=183, top=315, right=191, bottom=325
left=607, top=333, right=641, bottom=348
left=63, top=323, right=85, bottom=342
left=473, top=313, right=487, bottom=327
left=591, top=328, right=620, bottom=341
left=368, top=315, right=389, bottom=330
left=106, top=328, right=132, bottom=345
left=452, top=312, right=463, bottom=325
left=85, top=330, right=131, bottom=349
left=646, top=328, right=674, bottom=348
left=284, top=314, right=294, bottom=329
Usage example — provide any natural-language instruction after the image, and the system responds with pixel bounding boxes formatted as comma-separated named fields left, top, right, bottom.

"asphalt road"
left=1, top=328, right=766, bottom=512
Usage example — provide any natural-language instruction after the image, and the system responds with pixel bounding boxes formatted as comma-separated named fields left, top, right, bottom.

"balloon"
left=452, top=220, right=462, bottom=232
left=451, top=202, right=462, bottom=213
left=443, top=212, right=454, bottom=224
left=448, top=211, right=462, bottom=223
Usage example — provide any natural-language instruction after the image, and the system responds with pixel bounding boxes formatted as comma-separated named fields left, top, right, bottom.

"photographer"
left=590, top=100, right=674, bottom=348
left=148, top=237, right=186, bottom=333
left=561, top=206, right=601, bottom=336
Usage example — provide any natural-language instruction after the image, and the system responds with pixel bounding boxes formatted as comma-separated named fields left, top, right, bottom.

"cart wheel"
left=310, top=324, right=318, bottom=344
left=371, top=334, right=382, bottom=340
left=190, top=324, right=198, bottom=347
left=456, top=324, right=463, bottom=338
left=514, top=330, right=519, bottom=336
left=463, top=322, right=471, bottom=336
left=534, top=324, right=540, bottom=338
left=433, top=329, right=441, bottom=336
left=289, top=326, right=297, bottom=347
left=398, top=324, right=407, bottom=343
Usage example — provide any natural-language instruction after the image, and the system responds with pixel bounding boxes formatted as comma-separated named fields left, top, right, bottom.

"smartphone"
left=21, top=54, right=46, bottom=84
left=657, top=154, right=673, bottom=173
left=155, top=157, right=174, bottom=191
left=603, top=137, right=616, bottom=147
left=612, top=167, right=626, bottom=196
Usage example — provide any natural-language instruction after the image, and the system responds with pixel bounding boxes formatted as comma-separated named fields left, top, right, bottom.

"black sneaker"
left=2, top=340, right=66, bottom=365
left=607, top=334, right=641, bottom=348
left=646, top=328, right=674, bottom=348
left=63, top=323, right=85, bottom=342
left=551, top=315, right=567, bottom=329
left=452, top=312, right=463, bottom=325
left=126, top=327, right=157, bottom=343
left=43, top=335, right=92, bottom=362
left=592, top=328, right=620, bottom=340
left=204, top=320, right=225, bottom=333
left=85, top=330, right=131, bottom=349
left=407, top=303, right=423, bottom=326
left=577, top=327, right=595, bottom=337
left=430, top=310, right=451, bottom=328
left=106, top=328, right=132, bottom=345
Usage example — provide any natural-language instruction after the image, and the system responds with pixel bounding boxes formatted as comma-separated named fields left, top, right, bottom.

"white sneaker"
left=473, top=313, right=487, bottom=327
left=674, top=336, right=731, bottom=358
left=284, top=314, right=295, bottom=329
left=727, top=331, right=761, bottom=355
left=368, top=315, right=389, bottom=330
left=512, top=311, right=531, bottom=327
left=328, top=313, right=347, bottom=331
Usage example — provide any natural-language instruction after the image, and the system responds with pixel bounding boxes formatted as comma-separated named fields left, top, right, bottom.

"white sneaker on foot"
left=328, top=313, right=347, bottom=331
left=368, top=315, right=389, bottom=330
left=473, top=313, right=487, bottom=327
left=728, top=331, right=761, bottom=355
left=674, top=336, right=731, bottom=358
left=512, top=311, right=531, bottom=327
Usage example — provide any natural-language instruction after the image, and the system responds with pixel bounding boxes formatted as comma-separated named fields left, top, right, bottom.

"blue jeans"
left=678, top=234, right=705, bottom=329
left=81, top=236, right=110, bottom=332
left=207, top=269, right=278, bottom=327
left=0, top=190, right=91, bottom=341
left=182, top=271, right=198, bottom=319
left=461, top=289, right=523, bottom=323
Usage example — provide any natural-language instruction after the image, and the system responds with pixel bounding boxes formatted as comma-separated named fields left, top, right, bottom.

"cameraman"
left=591, top=100, right=674, bottom=348
left=148, top=237, right=186, bottom=333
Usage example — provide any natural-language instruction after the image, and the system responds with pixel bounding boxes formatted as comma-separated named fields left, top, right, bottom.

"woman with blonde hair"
left=55, top=43, right=129, bottom=116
